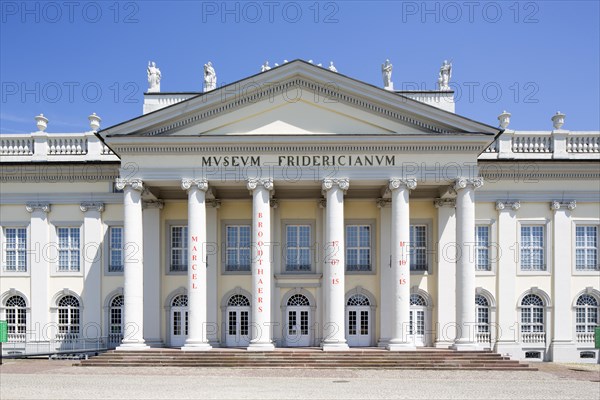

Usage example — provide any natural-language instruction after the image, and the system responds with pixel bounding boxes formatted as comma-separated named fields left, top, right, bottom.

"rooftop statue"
left=328, top=61, right=338, bottom=72
left=437, top=60, right=452, bottom=91
left=147, top=61, right=161, bottom=93
left=204, top=61, right=217, bottom=92
left=261, top=61, right=271, bottom=72
left=382, top=59, right=393, bottom=90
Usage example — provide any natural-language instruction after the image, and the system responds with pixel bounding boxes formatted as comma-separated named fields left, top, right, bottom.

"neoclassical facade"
left=1, top=60, right=599, bottom=362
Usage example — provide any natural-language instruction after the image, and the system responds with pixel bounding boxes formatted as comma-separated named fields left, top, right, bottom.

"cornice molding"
left=25, top=202, right=50, bottom=213
left=79, top=201, right=105, bottom=213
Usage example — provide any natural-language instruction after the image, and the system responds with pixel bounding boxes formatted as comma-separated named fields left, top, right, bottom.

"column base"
left=549, top=341, right=577, bottom=362
left=450, top=341, right=479, bottom=351
left=115, top=342, right=151, bottom=351
left=247, top=342, right=275, bottom=351
left=434, top=341, right=453, bottom=349
left=387, top=342, right=416, bottom=351
left=494, top=341, right=521, bottom=359
left=182, top=341, right=212, bottom=352
left=377, top=338, right=390, bottom=348
left=143, top=339, right=164, bottom=348
left=321, top=342, right=350, bottom=351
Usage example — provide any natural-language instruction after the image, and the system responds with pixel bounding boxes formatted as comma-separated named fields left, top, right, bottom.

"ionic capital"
left=495, top=200, right=521, bottom=211
left=115, top=178, right=143, bottom=192
left=181, top=178, right=208, bottom=192
left=142, top=200, right=164, bottom=210
left=454, top=177, right=484, bottom=191
left=25, top=202, right=50, bottom=213
left=550, top=200, right=576, bottom=211
left=79, top=202, right=104, bottom=213
left=322, top=178, right=349, bottom=193
left=247, top=178, right=274, bottom=192
left=434, top=198, right=456, bottom=208
left=389, top=178, right=417, bottom=191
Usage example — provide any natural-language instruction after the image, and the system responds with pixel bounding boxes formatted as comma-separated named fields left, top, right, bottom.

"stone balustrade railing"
left=576, top=332, right=595, bottom=343
left=0, top=132, right=119, bottom=162
left=480, top=130, right=600, bottom=160
left=521, top=332, right=546, bottom=344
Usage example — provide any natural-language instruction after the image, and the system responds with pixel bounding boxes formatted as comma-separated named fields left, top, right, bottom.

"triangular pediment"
left=100, top=60, right=499, bottom=140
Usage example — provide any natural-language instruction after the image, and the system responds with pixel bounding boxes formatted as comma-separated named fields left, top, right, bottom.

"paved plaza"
left=0, top=359, right=598, bottom=400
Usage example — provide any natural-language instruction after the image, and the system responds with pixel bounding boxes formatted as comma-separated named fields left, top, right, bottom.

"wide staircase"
left=79, top=348, right=536, bottom=370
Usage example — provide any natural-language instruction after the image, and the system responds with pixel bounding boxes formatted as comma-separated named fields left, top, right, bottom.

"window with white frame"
left=5, top=295, right=26, bottom=339
left=475, top=225, right=491, bottom=271
left=520, top=294, right=545, bottom=334
left=109, top=295, right=124, bottom=346
left=170, top=225, right=188, bottom=272
left=57, top=227, right=80, bottom=272
left=225, top=225, right=251, bottom=272
left=576, top=226, right=598, bottom=271
left=346, top=225, right=371, bottom=272
left=475, top=295, right=490, bottom=335
left=410, top=225, right=427, bottom=271
left=4, top=227, right=27, bottom=272
left=575, top=294, right=598, bottom=338
left=57, top=295, right=80, bottom=340
left=520, top=225, right=545, bottom=271
left=286, top=225, right=311, bottom=272
left=108, top=226, right=124, bottom=272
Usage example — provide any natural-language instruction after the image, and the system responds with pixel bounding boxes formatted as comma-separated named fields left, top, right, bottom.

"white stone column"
left=80, top=202, right=104, bottom=340
left=451, top=177, right=483, bottom=350
left=494, top=200, right=521, bottom=358
left=206, top=198, right=220, bottom=346
left=181, top=179, right=212, bottom=351
left=115, top=179, right=149, bottom=350
left=549, top=200, right=577, bottom=361
left=321, top=178, right=349, bottom=351
left=434, top=198, right=457, bottom=348
left=26, top=202, right=50, bottom=341
left=377, top=198, right=392, bottom=346
left=247, top=178, right=275, bottom=350
left=387, top=178, right=417, bottom=351
left=142, top=200, right=164, bottom=347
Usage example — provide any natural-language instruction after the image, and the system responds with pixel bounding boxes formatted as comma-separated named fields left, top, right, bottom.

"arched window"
left=410, top=294, right=427, bottom=306
left=227, top=294, right=250, bottom=307
left=5, top=295, right=26, bottom=341
left=475, top=295, right=490, bottom=341
left=576, top=294, right=599, bottom=343
left=347, top=294, right=370, bottom=306
left=171, top=295, right=188, bottom=307
left=520, top=294, right=545, bottom=342
left=287, top=294, right=310, bottom=306
left=109, top=295, right=124, bottom=346
left=57, top=295, right=80, bottom=340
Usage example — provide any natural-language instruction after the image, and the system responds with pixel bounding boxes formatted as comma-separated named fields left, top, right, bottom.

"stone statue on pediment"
left=328, top=62, right=338, bottom=72
left=147, top=61, right=161, bottom=93
left=382, top=59, right=393, bottom=90
left=204, top=61, right=217, bottom=92
left=438, top=60, right=452, bottom=91
left=261, top=61, right=271, bottom=72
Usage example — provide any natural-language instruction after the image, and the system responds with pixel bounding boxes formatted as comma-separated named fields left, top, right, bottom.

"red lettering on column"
left=192, top=255, right=197, bottom=261
left=257, top=269, right=264, bottom=275
left=192, top=274, right=197, bottom=280
left=192, top=283, right=198, bottom=289
left=258, top=212, right=263, bottom=218
left=192, top=246, right=198, bottom=251
left=258, top=306, right=263, bottom=312
left=258, top=288, right=263, bottom=294
left=191, top=264, right=197, bottom=270
left=258, top=297, right=263, bottom=303
left=192, top=236, right=198, bottom=242
left=258, top=221, right=263, bottom=228
left=258, top=278, right=263, bottom=284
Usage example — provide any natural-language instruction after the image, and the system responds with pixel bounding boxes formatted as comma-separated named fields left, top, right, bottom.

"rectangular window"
left=170, top=226, right=188, bottom=272
left=286, top=225, right=311, bottom=272
left=576, top=226, right=598, bottom=271
left=410, top=225, right=427, bottom=271
left=225, top=225, right=251, bottom=272
left=57, top=227, right=80, bottom=272
left=520, top=225, right=545, bottom=271
left=346, top=225, right=371, bottom=272
left=4, top=227, right=26, bottom=272
left=108, top=226, right=123, bottom=272
left=475, top=225, right=491, bottom=271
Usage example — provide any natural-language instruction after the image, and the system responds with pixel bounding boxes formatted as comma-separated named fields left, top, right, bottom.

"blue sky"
left=1, top=0, right=599, bottom=133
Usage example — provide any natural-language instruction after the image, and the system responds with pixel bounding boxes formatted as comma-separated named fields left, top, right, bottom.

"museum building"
left=0, top=60, right=598, bottom=362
